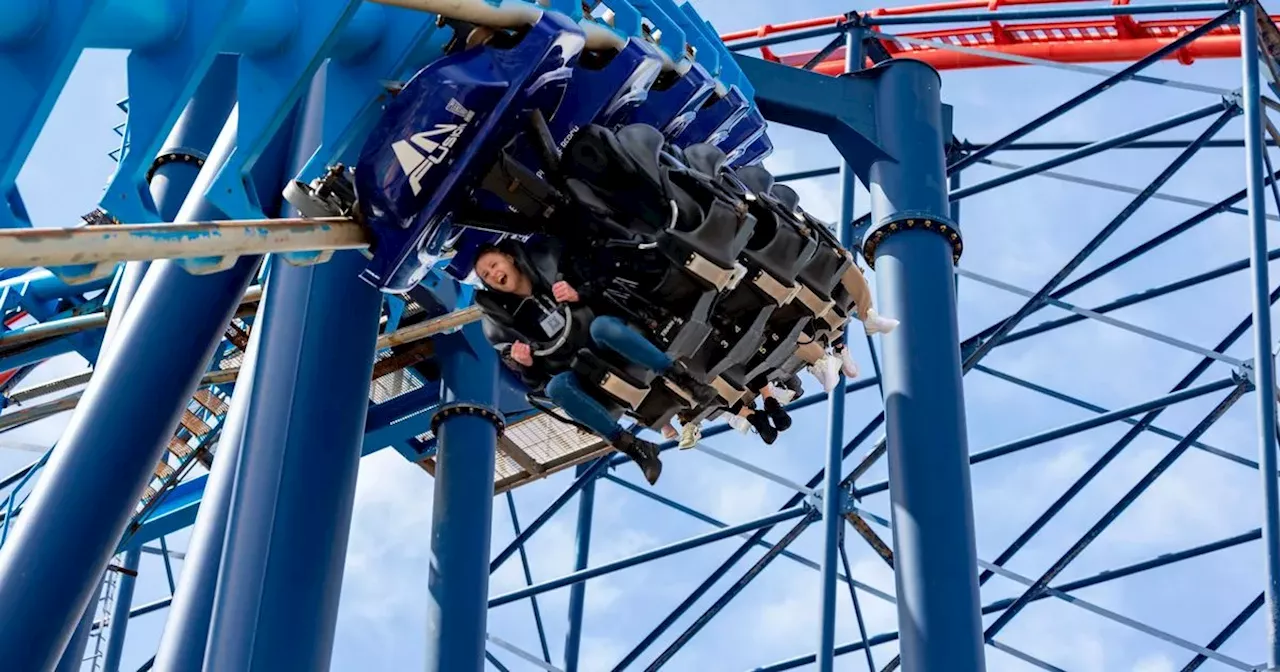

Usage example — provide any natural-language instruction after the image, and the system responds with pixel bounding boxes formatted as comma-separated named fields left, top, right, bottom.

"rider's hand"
left=552, top=281, right=580, bottom=304
left=510, top=341, right=533, bottom=367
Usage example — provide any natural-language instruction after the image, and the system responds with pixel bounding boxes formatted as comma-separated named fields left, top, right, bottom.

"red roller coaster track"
left=720, top=0, right=1275, bottom=72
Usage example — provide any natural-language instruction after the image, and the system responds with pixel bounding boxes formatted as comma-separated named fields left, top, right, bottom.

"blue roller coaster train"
left=2, top=0, right=1280, bottom=670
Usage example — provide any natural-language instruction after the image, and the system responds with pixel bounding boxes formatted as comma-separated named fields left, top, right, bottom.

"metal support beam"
left=55, top=577, right=104, bottom=672
left=862, top=59, right=986, bottom=672
left=982, top=384, right=1249, bottom=640
left=153, top=332, right=255, bottom=669
left=211, top=247, right=379, bottom=671
left=490, top=507, right=810, bottom=609
left=102, top=54, right=240, bottom=350
left=504, top=492, right=553, bottom=665
left=204, top=72, right=379, bottom=671
left=761, top=527, right=1261, bottom=670
left=0, top=110, right=271, bottom=670
left=425, top=336, right=503, bottom=672
left=103, top=547, right=141, bottom=672
left=946, top=7, right=1238, bottom=174
left=612, top=412, right=887, bottom=670
left=564, top=463, right=596, bottom=672
left=491, top=457, right=609, bottom=572
left=1242, top=4, right=1280, bottom=665
left=818, top=29, right=863, bottom=672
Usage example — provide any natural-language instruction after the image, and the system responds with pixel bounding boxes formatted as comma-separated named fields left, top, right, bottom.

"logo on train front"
left=392, top=98, right=476, bottom=196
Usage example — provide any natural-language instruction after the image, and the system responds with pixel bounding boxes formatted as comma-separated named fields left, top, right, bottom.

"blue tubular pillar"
left=564, top=463, right=597, bottom=672
left=103, top=54, right=239, bottom=347
left=817, top=27, right=863, bottom=672
left=152, top=325, right=258, bottom=669
left=426, top=337, right=503, bottom=672
left=204, top=251, right=381, bottom=671
left=0, top=112, right=269, bottom=671
left=102, top=547, right=141, bottom=672
left=203, top=71, right=381, bottom=671
left=1241, top=4, right=1280, bottom=666
left=861, top=60, right=986, bottom=671
left=54, top=578, right=104, bottom=672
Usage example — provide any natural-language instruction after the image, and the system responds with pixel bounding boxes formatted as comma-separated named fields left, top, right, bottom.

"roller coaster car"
left=443, top=37, right=667, bottom=281
left=717, top=108, right=768, bottom=167
left=734, top=133, right=774, bottom=168
left=621, top=61, right=717, bottom=138
left=670, top=84, right=752, bottom=149
left=351, top=11, right=586, bottom=294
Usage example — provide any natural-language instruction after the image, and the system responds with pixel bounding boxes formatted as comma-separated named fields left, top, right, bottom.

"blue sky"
left=4, top=0, right=1280, bottom=670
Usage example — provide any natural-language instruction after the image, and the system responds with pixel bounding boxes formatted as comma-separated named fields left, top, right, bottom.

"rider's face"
left=476, top=250, right=525, bottom=294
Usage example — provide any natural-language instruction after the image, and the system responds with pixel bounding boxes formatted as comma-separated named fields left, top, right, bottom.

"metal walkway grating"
left=417, top=408, right=610, bottom=494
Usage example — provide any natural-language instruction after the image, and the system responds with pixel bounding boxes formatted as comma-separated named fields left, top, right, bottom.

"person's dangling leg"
left=545, top=371, right=663, bottom=484
left=797, top=336, right=839, bottom=393
left=757, top=381, right=792, bottom=432
left=588, top=315, right=672, bottom=371
left=588, top=316, right=718, bottom=405
left=830, top=330, right=860, bottom=379
left=722, top=394, right=778, bottom=445
left=840, top=262, right=898, bottom=335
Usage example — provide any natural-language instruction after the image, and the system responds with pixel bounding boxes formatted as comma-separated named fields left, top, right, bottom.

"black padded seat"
left=796, top=242, right=850, bottom=300
left=682, top=143, right=730, bottom=181
left=692, top=307, right=775, bottom=382
left=771, top=183, right=802, bottom=212
left=562, top=123, right=757, bottom=290
left=740, top=205, right=815, bottom=293
left=734, top=164, right=775, bottom=195
left=742, top=315, right=811, bottom=384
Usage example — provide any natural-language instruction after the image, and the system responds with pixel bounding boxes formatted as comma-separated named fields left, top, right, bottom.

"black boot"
left=763, top=397, right=792, bottom=431
left=614, top=432, right=663, bottom=485
left=746, top=411, right=779, bottom=445
left=665, top=362, right=720, bottom=406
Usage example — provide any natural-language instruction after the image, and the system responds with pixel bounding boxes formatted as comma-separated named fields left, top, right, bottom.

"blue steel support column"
left=152, top=322, right=258, bottom=670
left=1241, top=4, right=1280, bottom=667
left=862, top=60, right=986, bottom=671
left=818, top=27, right=862, bottom=672
left=0, top=111, right=272, bottom=671
left=54, top=578, right=104, bottom=672
left=203, top=69, right=380, bottom=671
left=203, top=252, right=380, bottom=671
left=564, top=463, right=597, bottom=672
left=426, top=338, right=503, bottom=672
left=102, top=547, right=141, bottom=672
left=102, top=55, right=239, bottom=348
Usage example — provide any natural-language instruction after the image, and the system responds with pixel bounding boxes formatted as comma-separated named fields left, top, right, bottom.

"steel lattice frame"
left=1, top=0, right=1280, bottom=671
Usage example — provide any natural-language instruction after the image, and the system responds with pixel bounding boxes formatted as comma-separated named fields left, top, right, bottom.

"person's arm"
left=483, top=318, right=544, bottom=387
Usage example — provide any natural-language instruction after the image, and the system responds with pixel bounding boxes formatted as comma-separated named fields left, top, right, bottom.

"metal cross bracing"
left=4, top=0, right=1280, bottom=670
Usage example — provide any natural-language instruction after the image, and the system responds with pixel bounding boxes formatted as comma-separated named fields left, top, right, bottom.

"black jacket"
left=475, top=237, right=596, bottom=389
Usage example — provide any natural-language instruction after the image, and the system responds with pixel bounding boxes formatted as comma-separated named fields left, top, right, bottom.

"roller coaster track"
left=721, top=0, right=1280, bottom=74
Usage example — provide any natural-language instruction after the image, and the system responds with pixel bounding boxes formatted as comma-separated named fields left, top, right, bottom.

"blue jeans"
left=545, top=316, right=672, bottom=440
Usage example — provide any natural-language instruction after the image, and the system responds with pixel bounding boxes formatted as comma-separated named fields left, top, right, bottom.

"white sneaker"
left=838, top=347, right=860, bottom=379
left=863, top=308, right=899, bottom=336
left=808, top=356, right=840, bottom=393
left=771, top=387, right=797, bottom=405
left=679, top=422, right=702, bottom=449
left=727, top=413, right=752, bottom=434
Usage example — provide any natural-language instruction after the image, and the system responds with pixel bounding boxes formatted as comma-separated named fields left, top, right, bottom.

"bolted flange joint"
left=860, top=212, right=963, bottom=270
left=146, top=149, right=208, bottom=184
left=430, top=401, right=506, bottom=436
